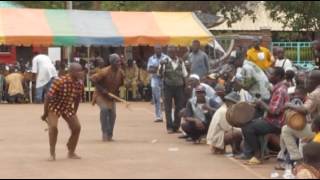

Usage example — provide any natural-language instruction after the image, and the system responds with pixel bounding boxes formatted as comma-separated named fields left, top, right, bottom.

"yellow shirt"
left=246, top=47, right=273, bottom=70
left=5, top=73, right=24, bottom=96
left=313, top=133, right=320, bottom=143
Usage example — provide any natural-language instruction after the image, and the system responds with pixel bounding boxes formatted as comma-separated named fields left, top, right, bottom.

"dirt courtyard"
left=0, top=103, right=279, bottom=179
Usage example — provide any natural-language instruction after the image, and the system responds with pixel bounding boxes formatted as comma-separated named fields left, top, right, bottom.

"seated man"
left=281, top=70, right=320, bottom=166
left=277, top=72, right=314, bottom=169
left=5, top=66, right=25, bottom=104
left=181, top=85, right=214, bottom=143
left=138, top=62, right=151, bottom=101
left=207, top=92, right=243, bottom=155
left=242, top=67, right=289, bottom=165
left=119, top=59, right=139, bottom=100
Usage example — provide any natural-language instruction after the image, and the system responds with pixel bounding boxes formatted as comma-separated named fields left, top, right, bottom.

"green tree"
left=265, top=1, right=320, bottom=31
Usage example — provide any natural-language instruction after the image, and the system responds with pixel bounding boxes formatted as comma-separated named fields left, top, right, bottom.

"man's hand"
left=41, top=113, right=48, bottom=122
left=185, top=117, right=195, bottom=123
left=285, top=103, right=295, bottom=110
left=301, top=136, right=314, bottom=143
left=202, top=104, right=214, bottom=113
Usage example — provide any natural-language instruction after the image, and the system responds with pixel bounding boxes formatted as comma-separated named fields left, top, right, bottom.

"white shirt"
left=32, top=54, right=58, bottom=88
left=206, top=104, right=241, bottom=149
left=275, top=58, right=294, bottom=72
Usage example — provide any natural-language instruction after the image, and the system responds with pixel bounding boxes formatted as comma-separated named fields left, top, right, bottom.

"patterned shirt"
left=240, top=60, right=271, bottom=100
left=47, top=75, right=84, bottom=119
left=265, top=81, right=289, bottom=127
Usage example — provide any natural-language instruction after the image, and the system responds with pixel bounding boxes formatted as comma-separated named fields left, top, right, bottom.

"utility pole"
left=66, top=1, right=72, bottom=64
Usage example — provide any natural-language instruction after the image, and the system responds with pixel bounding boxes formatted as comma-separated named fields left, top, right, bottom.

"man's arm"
left=181, top=61, right=188, bottom=78
left=31, top=58, right=38, bottom=81
left=204, top=53, right=209, bottom=75
left=257, top=87, right=285, bottom=115
left=285, top=103, right=308, bottom=115
left=41, top=79, right=60, bottom=121
left=74, top=98, right=80, bottom=114
left=90, top=71, right=108, bottom=94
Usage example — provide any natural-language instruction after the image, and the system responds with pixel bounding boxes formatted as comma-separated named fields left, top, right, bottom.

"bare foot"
left=68, top=153, right=82, bottom=160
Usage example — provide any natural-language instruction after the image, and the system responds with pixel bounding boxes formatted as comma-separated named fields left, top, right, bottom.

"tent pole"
left=87, top=45, right=91, bottom=102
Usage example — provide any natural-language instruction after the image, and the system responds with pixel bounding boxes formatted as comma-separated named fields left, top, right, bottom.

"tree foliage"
left=16, top=1, right=256, bottom=26
left=265, top=1, right=320, bottom=31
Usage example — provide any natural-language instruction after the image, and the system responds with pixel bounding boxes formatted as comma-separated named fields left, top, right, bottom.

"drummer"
left=242, top=67, right=289, bottom=165
left=286, top=70, right=320, bottom=120
left=281, top=70, right=320, bottom=165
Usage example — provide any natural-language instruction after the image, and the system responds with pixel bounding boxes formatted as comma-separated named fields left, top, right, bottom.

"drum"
left=226, top=102, right=256, bottom=128
left=286, top=110, right=307, bottom=131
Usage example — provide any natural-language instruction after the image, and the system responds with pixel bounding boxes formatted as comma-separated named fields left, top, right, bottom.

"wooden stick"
left=108, top=92, right=130, bottom=108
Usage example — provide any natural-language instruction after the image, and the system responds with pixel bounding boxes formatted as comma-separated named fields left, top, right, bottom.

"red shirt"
left=265, top=81, right=289, bottom=127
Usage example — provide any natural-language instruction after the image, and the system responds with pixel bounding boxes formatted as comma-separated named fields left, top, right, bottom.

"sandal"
left=244, top=157, right=262, bottom=165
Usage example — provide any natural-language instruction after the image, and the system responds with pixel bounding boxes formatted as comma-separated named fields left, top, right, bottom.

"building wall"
left=0, top=47, right=16, bottom=64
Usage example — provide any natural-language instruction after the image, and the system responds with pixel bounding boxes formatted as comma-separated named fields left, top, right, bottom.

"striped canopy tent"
left=0, top=8, right=213, bottom=47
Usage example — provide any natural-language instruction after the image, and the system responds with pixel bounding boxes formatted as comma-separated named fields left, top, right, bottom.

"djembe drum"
left=226, top=102, right=256, bottom=128
left=285, top=110, right=307, bottom=131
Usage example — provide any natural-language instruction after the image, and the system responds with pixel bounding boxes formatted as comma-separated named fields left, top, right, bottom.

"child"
left=294, top=142, right=320, bottom=179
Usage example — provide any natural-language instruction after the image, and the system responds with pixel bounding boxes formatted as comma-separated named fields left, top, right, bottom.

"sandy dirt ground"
left=0, top=103, right=280, bottom=179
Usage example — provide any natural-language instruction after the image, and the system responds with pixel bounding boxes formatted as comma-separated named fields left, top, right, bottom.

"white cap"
left=189, top=74, right=200, bottom=81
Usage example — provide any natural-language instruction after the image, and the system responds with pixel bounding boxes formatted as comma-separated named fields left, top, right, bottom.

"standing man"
left=274, top=48, right=294, bottom=72
left=188, top=40, right=210, bottom=79
left=246, top=38, right=273, bottom=71
left=32, top=53, right=58, bottom=103
left=91, top=54, right=125, bottom=142
left=42, top=63, right=84, bottom=161
left=160, top=45, right=188, bottom=134
left=147, top=45, right=167, bottom=123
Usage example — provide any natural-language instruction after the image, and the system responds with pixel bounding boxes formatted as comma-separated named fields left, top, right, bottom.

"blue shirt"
left=147, top=53, right=168, bottom=87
